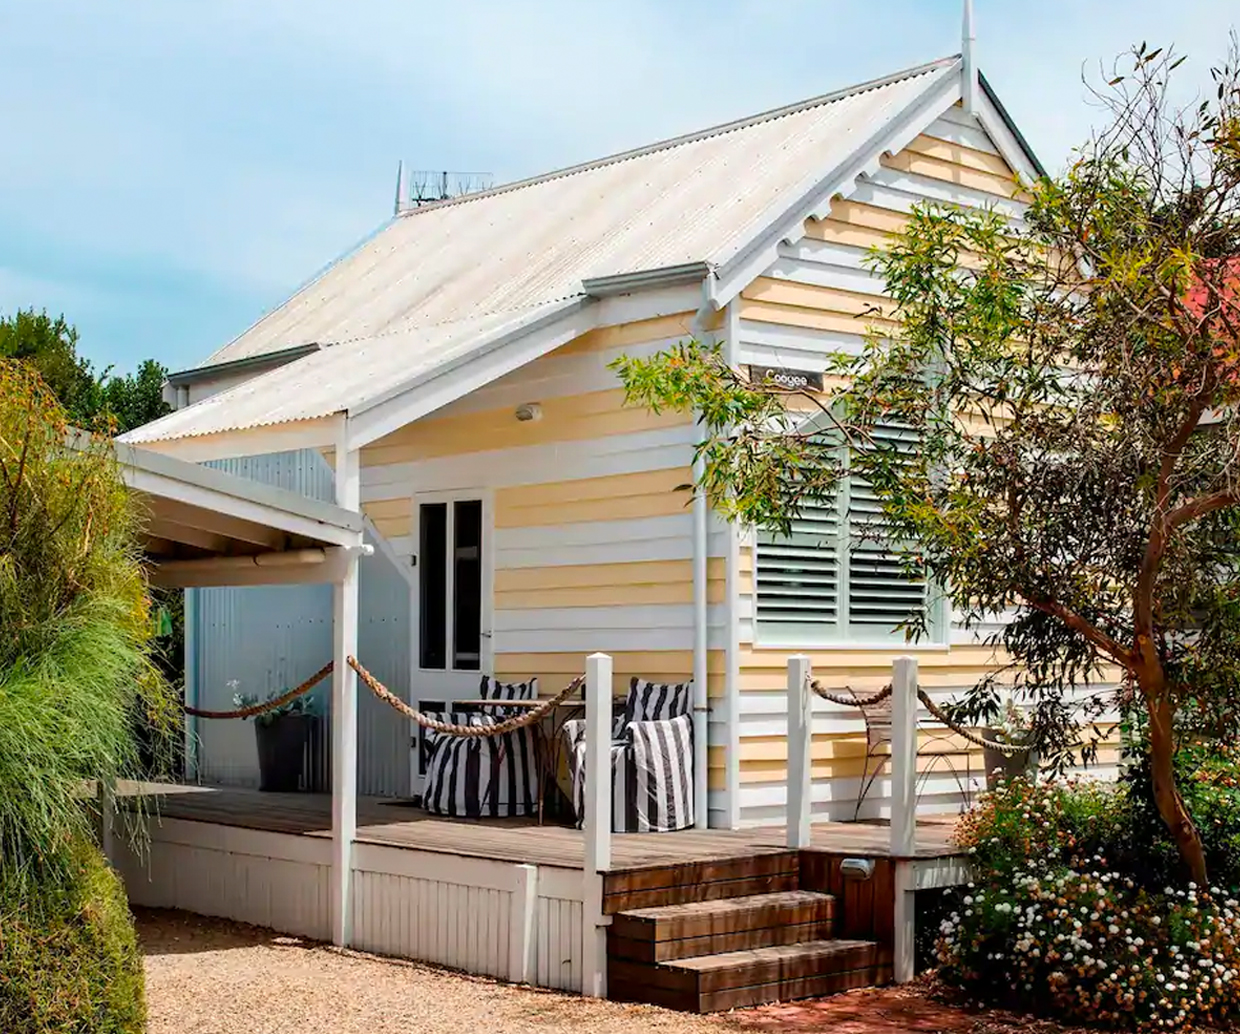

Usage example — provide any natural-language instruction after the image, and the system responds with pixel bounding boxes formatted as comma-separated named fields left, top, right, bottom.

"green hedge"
left=0, top=844, right=145, bottom=1034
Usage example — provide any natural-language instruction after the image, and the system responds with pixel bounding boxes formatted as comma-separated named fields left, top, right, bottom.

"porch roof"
left=119, top=299, right=591, bottom=457
left=116, top=441, right=364, bottom=588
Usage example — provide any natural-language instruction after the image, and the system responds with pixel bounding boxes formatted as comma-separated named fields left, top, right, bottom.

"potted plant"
left=234, top=686, right=322, bottom=792
left=982, top=698, right=1039, bottom=790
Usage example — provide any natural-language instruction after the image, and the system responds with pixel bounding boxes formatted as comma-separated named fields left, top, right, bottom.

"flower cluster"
left=936, top=860, right=1240, bottom=1029
left=953, top=775, right=1123, bottom=879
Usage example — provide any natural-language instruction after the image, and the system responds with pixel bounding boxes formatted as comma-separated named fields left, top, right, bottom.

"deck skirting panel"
left=117, top=817, right=587, bottom=992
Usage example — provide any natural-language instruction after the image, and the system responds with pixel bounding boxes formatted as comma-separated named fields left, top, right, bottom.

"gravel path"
left=139, top=907, right=1044, bottom=1034
left=138, top=908, right=734, bottom=1034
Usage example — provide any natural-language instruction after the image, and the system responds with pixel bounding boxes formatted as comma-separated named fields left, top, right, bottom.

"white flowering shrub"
left=937, top=866, right=1240, bottom=1028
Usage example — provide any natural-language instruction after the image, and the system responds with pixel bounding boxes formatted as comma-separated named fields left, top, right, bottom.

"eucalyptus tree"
left=614, top=42, right=1240, bottom=884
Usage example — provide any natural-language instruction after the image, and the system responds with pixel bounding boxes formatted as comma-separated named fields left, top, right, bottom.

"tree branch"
left=1165, top=489, right=1240, bottom=531
left=1135, top=393, right=1213, bottom=636
left=1017, top=590, right=1135, bottom=668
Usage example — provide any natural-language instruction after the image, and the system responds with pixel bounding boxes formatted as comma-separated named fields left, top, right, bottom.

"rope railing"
left=347, top=656, right=584, bottom=738
left=915, top=688, right=1031, bottom=756
left=183, top=661, right=334, bottom=719
left=809, top=680, right=893, bottom=708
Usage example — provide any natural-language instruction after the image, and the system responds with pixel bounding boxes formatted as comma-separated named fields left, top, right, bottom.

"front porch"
left=115, top=783, right=967, bottom=1008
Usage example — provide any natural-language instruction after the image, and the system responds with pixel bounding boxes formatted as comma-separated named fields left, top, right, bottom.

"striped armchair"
left=563, top=678, right=695, bottom=833
left=422, top=676, right=539, bottom=818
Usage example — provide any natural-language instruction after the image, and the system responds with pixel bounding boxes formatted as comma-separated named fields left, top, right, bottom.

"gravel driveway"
left=138, top=908, right=733, bottom=1034
left=139, top=907, right=1031, bottom=1034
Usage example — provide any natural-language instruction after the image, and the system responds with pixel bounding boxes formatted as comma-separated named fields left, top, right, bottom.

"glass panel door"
left=412, top=495, right=489, bottom=788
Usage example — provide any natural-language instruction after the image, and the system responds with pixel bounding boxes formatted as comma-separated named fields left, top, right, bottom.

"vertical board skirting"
left=115, top=827, right=331, bottom=941
left=120, top=823, right=590, bottom=993
left=348, top=846, right=585, bottom=990
left=352, top=870, right=512, bottom=978
left=536, top=896, right=585, bottom=991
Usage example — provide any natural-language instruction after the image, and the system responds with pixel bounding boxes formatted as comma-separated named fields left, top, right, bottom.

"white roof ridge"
left=397, top=55, right=961, bottom=218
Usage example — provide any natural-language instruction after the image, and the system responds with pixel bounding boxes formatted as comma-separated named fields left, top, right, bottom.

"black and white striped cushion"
left=423, top=712, right=538, bottom=818
left=623, top=713, right=694, bottom=832
left=562, top=712, right=695, bottom=833
left=479, top=676, right=537, bottom=702
left=625, top=678, right=692, bottom=725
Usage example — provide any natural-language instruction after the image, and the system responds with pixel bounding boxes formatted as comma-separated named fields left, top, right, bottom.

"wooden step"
left=609, top=890, right=836, bottom=962
left=602, top=849, right=799, bottom=913
left=609, top=938, right=885, bottom=1013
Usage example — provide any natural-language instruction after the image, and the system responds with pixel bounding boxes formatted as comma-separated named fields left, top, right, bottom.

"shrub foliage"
left=0, top=359, right=172, bottom=1029
left=940, top=771, right=1240, bottom=1028
left=0, top=844, right=145, bottom=1034
left=0, top=360, right=175, bottom=891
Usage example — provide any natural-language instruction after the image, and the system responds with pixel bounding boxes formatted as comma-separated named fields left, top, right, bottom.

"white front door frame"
left=407, top=487, right=495, bottom=794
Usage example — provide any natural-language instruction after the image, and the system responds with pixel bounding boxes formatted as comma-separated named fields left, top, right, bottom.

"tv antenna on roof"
left=393, top=162, right=494, bottom=214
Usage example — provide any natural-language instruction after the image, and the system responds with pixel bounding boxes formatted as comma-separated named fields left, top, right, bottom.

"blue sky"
left=0, top=0, right=1235, bottom=375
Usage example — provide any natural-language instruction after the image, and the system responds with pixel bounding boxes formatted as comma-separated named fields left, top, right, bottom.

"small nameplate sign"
left=748, top=365, right=824, bottom=392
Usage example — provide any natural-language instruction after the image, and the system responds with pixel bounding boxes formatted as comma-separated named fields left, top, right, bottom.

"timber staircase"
left=604, top=850, right=894, bottom=1012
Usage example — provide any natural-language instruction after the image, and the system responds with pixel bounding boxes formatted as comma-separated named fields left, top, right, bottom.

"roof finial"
left=393, top=160, right=408, bottom=216
left=961, top=0, right=978, bottom=114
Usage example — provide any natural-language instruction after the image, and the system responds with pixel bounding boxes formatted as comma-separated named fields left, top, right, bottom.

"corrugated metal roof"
left=126, top=57, right=964, bottom=448
left=203, top=57, right=958, bottom=369
left=123, top=302, right=572, bottom=443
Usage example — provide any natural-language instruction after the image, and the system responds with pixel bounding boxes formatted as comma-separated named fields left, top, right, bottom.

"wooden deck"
left=126, top=783, right=961, bottom=872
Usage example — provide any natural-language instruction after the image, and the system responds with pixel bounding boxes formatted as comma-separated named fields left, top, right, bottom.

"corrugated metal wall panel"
left=189, top=449, right=411, bottom=797
left=205, top=449, right=337, bottom=502
left=356, top=544, right=412, bottom=798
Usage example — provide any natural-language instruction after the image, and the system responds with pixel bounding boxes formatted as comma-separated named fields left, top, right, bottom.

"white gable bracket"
left=345, top=299, right=598, bottom=450
left=708, top=67, right=964, bottom=311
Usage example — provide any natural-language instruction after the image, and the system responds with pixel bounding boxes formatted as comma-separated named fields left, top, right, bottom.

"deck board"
left=123, top=784, right=960, bottom=871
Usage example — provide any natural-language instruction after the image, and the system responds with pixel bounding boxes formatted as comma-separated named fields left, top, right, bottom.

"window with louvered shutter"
left=755, top=419, right=931, bottom=643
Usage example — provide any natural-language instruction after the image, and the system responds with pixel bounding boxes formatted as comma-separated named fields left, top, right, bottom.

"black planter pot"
left=982, top=727, right=1039, bottom=790
left=255, top=714, right=313, bottom=792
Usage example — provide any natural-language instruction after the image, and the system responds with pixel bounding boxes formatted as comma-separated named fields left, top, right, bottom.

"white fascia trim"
left=149, top=546, right=354, bottom=589
left=974, top=87, right=1042, bottom=187
left=345, top=300, right=598, bottom=450
left=708, top=68, right=964, bottom=312
left=127, top=417, right=341, bottom=464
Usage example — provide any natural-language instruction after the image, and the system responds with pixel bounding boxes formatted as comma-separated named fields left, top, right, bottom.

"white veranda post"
left=331, top=441, right=361, bottom=947
left=582, top=651, right=613, bottom=997
left=786, top=655, right=813, bottom=849
left=890, top=655, right=919, bottom=983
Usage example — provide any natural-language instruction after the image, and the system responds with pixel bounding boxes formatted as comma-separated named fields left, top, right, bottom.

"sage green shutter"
left=845, top=421, right=927, bottom=636
left=755, top=419, right=927, bottom=642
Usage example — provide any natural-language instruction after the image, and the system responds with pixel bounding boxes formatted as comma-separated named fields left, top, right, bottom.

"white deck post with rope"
left=786, top=655, right=813, bottom=849
left=582, top=651, right=612, bottom=998
left=891, top=655, right=918, bottom=984
left=331, top=436, right=361, bottom=949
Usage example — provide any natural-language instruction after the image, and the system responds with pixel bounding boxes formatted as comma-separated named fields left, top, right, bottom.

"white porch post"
left=786, top=655, right=812, bottom=849
left=331, top=438, right=361, bottom=947
left=890, top=654, right=918, bottom=983
left=582, top=651, right=612, bottom=998
left=691, top=460, right=709, bottom=829
left=183, top=588, right=199, bottom=782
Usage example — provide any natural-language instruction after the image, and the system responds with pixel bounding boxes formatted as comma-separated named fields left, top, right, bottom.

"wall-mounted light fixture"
left=840, top=857, right=876, bottom=881
left=515, top=402, right=543, bottom=422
